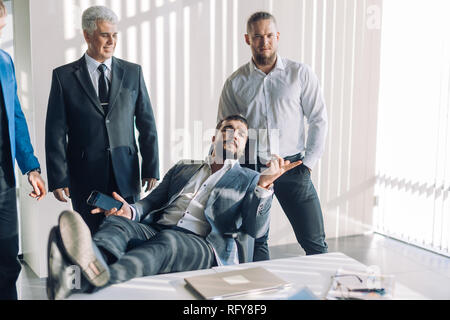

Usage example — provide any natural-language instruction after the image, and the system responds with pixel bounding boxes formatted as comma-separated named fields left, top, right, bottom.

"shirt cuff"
left=302, top=156, right=316, bottom=171
left=129, top=205, right=137, bottom=221
left=254, top=185, right=274, bottom=199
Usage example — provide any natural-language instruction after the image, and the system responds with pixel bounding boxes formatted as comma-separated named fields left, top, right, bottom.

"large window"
left=375, top=0, right=450, bottom=256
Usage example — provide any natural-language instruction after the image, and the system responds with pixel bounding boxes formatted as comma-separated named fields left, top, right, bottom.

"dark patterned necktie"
left=98, top=64, right=109, bottom=114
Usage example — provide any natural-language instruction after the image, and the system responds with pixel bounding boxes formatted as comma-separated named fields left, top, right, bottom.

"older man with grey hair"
left=45, top=6, right=160, bottom=233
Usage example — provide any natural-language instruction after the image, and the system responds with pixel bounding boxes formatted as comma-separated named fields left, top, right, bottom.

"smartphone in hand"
left=87, top=191, right=123, bottom=211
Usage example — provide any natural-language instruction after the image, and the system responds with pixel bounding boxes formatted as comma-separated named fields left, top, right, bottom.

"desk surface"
left=69, top=252, right=427, bottom=300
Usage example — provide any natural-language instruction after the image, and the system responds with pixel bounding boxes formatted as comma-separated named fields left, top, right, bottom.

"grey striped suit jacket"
left=133, top=160, right=272, bottom=266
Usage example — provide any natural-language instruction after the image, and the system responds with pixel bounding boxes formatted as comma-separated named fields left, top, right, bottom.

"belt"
left=282, top=153, right=304, bottom=162
left=257, top=152, right=304, bottom=169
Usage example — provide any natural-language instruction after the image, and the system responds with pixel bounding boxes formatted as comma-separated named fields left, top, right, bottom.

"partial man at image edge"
left=0, top=0, right=47, bottom=300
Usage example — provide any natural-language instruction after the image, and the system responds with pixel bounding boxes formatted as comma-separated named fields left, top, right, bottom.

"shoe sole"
left=46, top=226, right=58, bottom=300
left=47, top=226, right=71, bottom=300
left=58, top=210, right=109, bottom=287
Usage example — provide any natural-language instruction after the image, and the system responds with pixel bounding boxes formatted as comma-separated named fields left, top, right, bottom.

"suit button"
left=106, top=147, right=111, bottom=151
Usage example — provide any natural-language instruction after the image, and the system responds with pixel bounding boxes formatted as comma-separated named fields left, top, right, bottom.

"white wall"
left=0, top=0, right=13, bottom=55
left=12, top=0, right=73, bottom=278
left=13, top=0, right=382, bottom=277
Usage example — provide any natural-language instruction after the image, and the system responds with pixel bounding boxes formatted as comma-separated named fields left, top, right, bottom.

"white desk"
left=69, top=252, right=427, bottom=300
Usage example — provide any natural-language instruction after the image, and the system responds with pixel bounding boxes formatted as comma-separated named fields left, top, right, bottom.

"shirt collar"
left=205, top=155, right=238, bottom=169
left=248, top=54, right=285, bottom=74
left=84, top=52, right=112, bottom=74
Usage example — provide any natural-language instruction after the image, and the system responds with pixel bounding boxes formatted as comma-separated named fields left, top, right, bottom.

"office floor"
left=16, top=233, right=450, bottom=300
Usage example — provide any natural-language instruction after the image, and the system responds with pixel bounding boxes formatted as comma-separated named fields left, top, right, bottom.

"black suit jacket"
left=45, top=56, right=159, bottom=201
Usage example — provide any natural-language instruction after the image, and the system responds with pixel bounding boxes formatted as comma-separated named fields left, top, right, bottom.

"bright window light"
left=376, top=0, right=450, bottom=256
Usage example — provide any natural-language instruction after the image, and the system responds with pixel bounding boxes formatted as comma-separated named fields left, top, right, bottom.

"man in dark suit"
left=45, top=6, right=159, bottom=233
left=46, top=115, right=301, bottom=300
left=0, top=0, right=46, bottom=300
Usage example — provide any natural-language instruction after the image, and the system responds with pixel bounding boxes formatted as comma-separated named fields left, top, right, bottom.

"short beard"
left=223, top=147, right=239, bottom=160
left=254, top=52, right=277, bottom=67
left=214, top=145, right=243, bottom=163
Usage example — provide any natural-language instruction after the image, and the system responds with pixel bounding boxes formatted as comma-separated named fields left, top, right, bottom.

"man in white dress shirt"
left=218, top=12, right=328, bottom=259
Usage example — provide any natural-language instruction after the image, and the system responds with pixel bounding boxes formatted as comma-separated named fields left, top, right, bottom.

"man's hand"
left=28, top=172, right=47, bottom=201
left=258, top=155, right=302, bottom=189
left=142, top=178, right=157, bottom=192
left=53, top=187, right=70, bottom=203
left=91, top=192, right=133, bottom=220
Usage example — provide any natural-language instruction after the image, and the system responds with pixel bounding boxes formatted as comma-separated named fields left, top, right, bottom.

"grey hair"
left=82, top=6, right=118, bottom=35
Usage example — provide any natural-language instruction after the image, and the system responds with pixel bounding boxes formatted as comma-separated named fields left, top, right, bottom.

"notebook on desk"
left=184, top=267, right=290, bottom=300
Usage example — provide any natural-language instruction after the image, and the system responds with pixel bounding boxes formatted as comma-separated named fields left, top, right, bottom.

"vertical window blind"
left=375, top=0, right=450, bottom=256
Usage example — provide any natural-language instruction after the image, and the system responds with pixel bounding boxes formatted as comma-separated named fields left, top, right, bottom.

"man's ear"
left=83, top=30, right=91, bottom=44
left=210, top=136, right=216, bottom=156
left=245, top=34, right=250, bottom=46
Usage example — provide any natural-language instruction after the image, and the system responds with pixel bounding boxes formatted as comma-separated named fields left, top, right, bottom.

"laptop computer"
left=184, top=267, right=290, bottom=300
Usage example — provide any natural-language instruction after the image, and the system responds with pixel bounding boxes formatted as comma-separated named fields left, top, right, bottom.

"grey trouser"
left=93, top=216, right=216, bottom=285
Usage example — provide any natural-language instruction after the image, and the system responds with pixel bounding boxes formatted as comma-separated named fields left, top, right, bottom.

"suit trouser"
left=0, top=187, right=21, bottom=300
left=253, top=154, right=328, bottom=261
left=93, top=216, right=215, bottom=285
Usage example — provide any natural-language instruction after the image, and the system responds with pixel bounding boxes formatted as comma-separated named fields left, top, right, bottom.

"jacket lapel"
left=0, top=61, right=8, bottom=109
left=205, top=164, right=244, bottom=215
left=214, top=164, right=243, bottom=190
left=0, top=55, right=16, bottom=122
left=73, top=56, right=104, bottom=116
left=108, top=57, right=125, bottom=115
left=166, top=163, right=205, bottom=204
left=148, top=163, right=205, bottom=217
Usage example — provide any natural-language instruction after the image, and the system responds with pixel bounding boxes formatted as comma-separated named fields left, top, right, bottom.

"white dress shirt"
left=131, top=156, right=273, bottom=236
left=218, top=55, right=328, bottom=170
left=84, top=52, right=112, bottom=97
